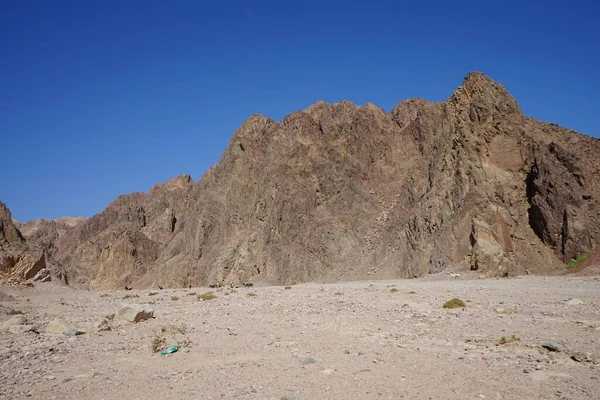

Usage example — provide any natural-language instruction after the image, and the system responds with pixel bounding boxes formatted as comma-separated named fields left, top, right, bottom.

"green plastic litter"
left=161, top=345, right=178, bottom=355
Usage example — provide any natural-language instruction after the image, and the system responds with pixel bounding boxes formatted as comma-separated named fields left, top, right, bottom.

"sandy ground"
left=1, top=275, right=599, bottom=400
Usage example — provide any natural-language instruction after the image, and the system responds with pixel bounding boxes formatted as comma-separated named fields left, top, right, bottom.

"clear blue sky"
left=1, top=1, right=599, bottom=221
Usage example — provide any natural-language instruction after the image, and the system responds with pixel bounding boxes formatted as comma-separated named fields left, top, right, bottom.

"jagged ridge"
left=6, top=72, right=600, bottom=288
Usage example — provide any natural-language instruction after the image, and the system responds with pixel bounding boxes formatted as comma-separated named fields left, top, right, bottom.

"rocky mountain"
left=6, top=72, right=600, bottom=289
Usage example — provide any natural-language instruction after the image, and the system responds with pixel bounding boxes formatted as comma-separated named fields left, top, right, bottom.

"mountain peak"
left=450, top=71, right=522, bottom=118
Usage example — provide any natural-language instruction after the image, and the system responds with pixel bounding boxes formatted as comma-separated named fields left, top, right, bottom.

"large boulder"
left=45, top=318, right=74, bottom=334
left=117, top=306, right=154, bottom=323
left=0, top=315, right=27, bottom=332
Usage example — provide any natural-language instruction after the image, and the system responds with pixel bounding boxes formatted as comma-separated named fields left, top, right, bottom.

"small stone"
left=63, top=329, right=84, bottom=336
left=565, top=298, right=583, bottom=305
left=542, top=343, right=560, bottom=352
left=571, top=352, right=587, bottom=362
left=322, top=369, right=334, bottom=375
left=300, top=357, right=316, bottom=365
left=45, top=375, right=56, bottom=381
left=523, top=369, right=531, bottom=373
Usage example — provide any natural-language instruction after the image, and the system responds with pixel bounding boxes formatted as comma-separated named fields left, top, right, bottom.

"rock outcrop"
left=9, top=72, right=600, bottom=288
left=0, top=201, right=53, bottom=285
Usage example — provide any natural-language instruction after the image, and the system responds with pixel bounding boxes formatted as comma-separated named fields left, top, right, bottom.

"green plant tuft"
left=123, top=294, right=139, bottom=299
left=171, top=296, right=179, bottom=301
left=6, top=309, right=23, bottom=315
left=443, top=298, right=466, bottom=309
left=567, top=253, right=589, bottom=269
left=284, top=286, right=292, bottom=290
left=390, top=288, right=398, bottom=293
left=247, top=292, right=257, bottom=297
left=148, top=292, right=159, bottom=296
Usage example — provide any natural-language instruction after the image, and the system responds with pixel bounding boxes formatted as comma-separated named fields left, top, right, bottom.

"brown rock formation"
left=0, top=201, right=51, bottom=284
left=12, top=72, right=600, bottom=288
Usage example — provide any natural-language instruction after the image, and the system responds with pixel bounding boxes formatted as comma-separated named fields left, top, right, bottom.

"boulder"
left=32, top=268, right=51, bottom=282
left=118, top=306, right=154, bottom=323
left=45, top=318, right=74, bottom=334
left=0, top=315, right=27, bottom=332
left=8, top=325, right=37, bottom=334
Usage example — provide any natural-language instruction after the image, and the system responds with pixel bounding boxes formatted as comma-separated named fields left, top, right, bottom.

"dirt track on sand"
left=1, top=275, right=599, bottom=399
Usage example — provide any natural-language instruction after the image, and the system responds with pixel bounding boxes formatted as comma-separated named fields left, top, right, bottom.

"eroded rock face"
left=526, top=142, right=596, bottom=262
left=11, top=72, right=600, bottom=288
left=0, top=201, right=53, bottom=285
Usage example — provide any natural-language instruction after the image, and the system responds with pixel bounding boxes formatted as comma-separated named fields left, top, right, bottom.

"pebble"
left=541, top=343, right=560, bottom=352
left=565, top=298, right=583, bottom=306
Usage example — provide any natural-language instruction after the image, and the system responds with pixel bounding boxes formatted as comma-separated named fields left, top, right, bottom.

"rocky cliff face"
left=0, top=201, right=52, bottom=284
left=10, top=72, right=600, bottom=288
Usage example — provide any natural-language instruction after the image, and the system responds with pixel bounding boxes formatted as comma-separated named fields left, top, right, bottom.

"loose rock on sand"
left=0, top=275, right=599, bottom=399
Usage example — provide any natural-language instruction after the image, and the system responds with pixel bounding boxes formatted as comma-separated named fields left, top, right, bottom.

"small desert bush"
left=171, top=296, right=179, bottom=301
left=100, top=293, right=110, bottom=298
left=150, top=330, right=166, bottom=353
left=186, top=292, right=197, bottom=296
left=407, top=291, right=417, bottom=295
left=498, top=334, right=520, bottom=345
left=390, top=288, right=398, bottom=293
left=443, top=298, right=466, bottom=309
left=333, top=292, right=343, bottom=296
left=98, top=314, right=115, bottom=331
left=151, top=324, right=192, bottom=353
left=197, top=292, right=216, bottom=301
left=567, top=253, right=589, bottom=269
left=123, top=294, right=139, bottom=299
left=5, top=309, right=23, bottom=315
left=247, top=292, right=257, bottom=297
left=148, top=292, right=159, bottom=296
left=173, top=324, right=187, bottom=335
left=284, top=286, right=292, bottom=290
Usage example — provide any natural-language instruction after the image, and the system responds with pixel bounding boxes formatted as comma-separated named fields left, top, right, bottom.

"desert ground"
left=1, top=274, right=599, bottom=400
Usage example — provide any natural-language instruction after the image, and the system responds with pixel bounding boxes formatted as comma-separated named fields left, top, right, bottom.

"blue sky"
left=1, top=0, right=599, bottom=221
